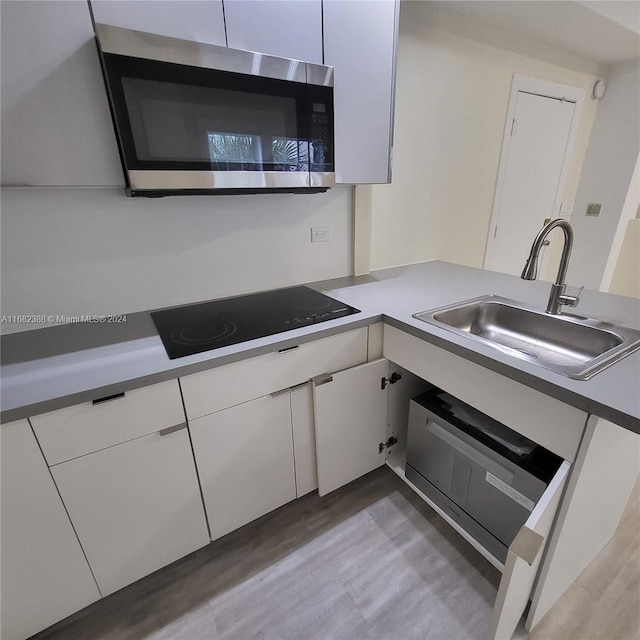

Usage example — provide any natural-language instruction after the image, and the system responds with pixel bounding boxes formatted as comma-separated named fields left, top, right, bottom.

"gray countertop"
left=2, top=261, right=639, bottom=432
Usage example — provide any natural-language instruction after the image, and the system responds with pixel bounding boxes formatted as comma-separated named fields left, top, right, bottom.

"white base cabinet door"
left=1, top=420, right=100, bottom=640
left=51, top=428, right=210, bottom=596
left=190, top=393, right=297, bottom=541
left=313, top=359, right=390, bottom=496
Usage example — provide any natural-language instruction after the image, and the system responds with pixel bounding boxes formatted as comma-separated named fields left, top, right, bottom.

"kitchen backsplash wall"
left=0, top=187, right=353, bottom=334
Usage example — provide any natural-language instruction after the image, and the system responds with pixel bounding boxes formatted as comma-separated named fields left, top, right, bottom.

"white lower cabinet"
left=190, top=393, right=297, bottom=541
left=312, top=350, right=575, bottom=640
left=313, top=359, right=389, bottom=496
left=1, top=420, right=100, bottom=640
left=313, top=359, right=429, bottom=496
left=183, top=327, right=369, bottom=536
left=50, top=428, right=210, bottom=596
left=2, top=323, right=604, bottom=639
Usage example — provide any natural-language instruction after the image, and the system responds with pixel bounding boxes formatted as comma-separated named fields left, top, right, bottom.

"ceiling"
left=427, top=1, right=640, bottom=64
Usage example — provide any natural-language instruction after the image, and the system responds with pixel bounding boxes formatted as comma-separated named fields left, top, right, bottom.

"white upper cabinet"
left=90, top=0, right=226, bottom=45
left=1, top=0, right=397, bottom=188
left=0, top=1, right=122, bottom=187
left=323, top=0, right=399, bottom=184
left=223, top=0, right=322, bottom=63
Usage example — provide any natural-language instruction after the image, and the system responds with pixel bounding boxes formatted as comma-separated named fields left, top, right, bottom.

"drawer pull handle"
left=271, top=381, right=311, bottom=398
left=159, top=423, right=188, bottom=437
left=92, top=392, right=125, bottom=405
left=278, top=345, right=299, bottom=353
left=509, top=526, right=544, bottom=566
left=311, top=373, right=333, bottom=386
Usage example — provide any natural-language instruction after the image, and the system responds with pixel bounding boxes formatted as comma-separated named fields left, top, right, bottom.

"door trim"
left=483, top=75, right=585, bottom=271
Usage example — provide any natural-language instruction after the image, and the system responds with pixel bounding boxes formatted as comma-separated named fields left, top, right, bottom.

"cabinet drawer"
left=181, top=327, right=368, bottom=420
left=31, top=380, right=185, bottom=466
left=489, top=460, right=571, bottom=640
left=383, top=325, right=586, bottom=461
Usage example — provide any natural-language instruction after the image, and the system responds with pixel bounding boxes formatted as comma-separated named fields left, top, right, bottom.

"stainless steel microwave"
left=95, top=24, right=335, bottom=196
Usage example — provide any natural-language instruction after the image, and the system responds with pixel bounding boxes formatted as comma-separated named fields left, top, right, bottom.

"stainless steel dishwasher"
left=406, top=388, right=562, bottom=563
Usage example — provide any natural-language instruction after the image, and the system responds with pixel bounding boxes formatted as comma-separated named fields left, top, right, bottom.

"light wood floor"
left=33, top=468, right=639, bottom=640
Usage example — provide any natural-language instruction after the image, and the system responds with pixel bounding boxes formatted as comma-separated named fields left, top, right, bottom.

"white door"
left=485, top=91, right=576, bottom=275
left=313, top=359, right=389, bottom=496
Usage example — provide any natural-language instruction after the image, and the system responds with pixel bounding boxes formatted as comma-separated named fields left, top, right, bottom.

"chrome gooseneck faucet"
left=521, top=218, right=583, bottom=315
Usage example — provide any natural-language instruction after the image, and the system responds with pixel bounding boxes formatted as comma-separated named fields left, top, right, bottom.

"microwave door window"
left=120, top=76, right=310, bottom=172
left=272, top=138, right=309, bottom=172
left=208, top=132, right=262, bottom=170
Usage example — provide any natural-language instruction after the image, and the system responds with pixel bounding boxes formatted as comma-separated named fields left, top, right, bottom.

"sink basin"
left=413, top=295, right=640, bottom=380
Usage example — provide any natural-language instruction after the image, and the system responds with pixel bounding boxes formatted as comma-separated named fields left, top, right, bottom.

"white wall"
left=0, top=187, right=353, bottom=334
left=608, top=216, right=640, bottom=299
left=368, top=2, right=603, bottom=271
left=567, top=59, right=640, bottom=290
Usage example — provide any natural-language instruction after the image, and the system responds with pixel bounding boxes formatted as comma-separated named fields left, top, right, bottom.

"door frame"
left=483, top=75, right=586, bottom=270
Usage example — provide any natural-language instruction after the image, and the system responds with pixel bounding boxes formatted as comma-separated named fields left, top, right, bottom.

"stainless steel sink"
left=413, top=295, right=640, bottom=380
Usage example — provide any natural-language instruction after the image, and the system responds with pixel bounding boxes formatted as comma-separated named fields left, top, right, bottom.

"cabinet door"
left=0, top=1, right=122, bottom=187
left=51, top=428, right=209, bottom=596
left=1, top=420, right=100, bottom=640
left=90, top=0, right=226, bottom=46
left=190, top=393, right=297, bottom=541
left=323, top=0, right=399, bottom=184
left=224, top=0, right=322, bottom=63
left=313, top=359, right=389, bottom=496
left=488, top=461, right=571, bottom=640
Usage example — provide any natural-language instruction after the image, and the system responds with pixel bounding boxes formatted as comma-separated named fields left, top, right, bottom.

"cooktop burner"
left=151, top=286, right=360, bottom=359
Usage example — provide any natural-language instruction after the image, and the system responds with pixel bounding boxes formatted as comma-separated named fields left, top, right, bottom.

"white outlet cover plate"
left=311, top=226, right=330, bottom=242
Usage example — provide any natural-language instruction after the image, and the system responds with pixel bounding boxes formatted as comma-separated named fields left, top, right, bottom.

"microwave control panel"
left=310, top=103, right=332, bottom=170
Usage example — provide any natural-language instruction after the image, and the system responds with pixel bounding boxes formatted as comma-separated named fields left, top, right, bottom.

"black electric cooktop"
left=151, top=286, right=361, bottom=360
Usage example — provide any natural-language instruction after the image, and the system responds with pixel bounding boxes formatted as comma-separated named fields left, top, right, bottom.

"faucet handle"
left=559, top=285, right=584, bottom=308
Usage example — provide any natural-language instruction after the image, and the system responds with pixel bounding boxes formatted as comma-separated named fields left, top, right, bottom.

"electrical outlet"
left=311, top=226, right=330, bottom=242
